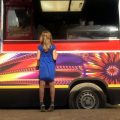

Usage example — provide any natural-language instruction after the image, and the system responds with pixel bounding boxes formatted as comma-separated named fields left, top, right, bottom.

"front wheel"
left=69, top=83, right=106, bottom=109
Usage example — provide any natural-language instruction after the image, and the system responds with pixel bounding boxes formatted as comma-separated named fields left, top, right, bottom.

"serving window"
left=34, top=0, right=119, bottom=40
left=2, top=0, right=120, bottom=52
left=4, top=0, right=119, bottom=41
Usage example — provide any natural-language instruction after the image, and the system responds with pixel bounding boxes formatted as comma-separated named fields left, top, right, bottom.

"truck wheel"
left=69, top=83, right=106, bottom=109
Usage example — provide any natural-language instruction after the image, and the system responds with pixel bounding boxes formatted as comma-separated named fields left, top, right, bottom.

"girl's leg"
left=39, top=80, right=46, bottom=112
left=49, top=81, right=55, bottom=103
left=39, top=80, right=45, bottom=104
left=48, top=81, right=55, bottom=111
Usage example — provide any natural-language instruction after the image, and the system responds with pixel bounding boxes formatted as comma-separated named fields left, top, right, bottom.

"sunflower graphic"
left=85, top=53, right=120, bottom=84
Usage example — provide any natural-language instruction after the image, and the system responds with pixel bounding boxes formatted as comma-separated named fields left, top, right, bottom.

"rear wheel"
left=69, top=83, right=106, bottom=109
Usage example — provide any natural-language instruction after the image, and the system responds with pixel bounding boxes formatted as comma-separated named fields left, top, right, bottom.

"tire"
left=69, top=83, right=106, bottom=109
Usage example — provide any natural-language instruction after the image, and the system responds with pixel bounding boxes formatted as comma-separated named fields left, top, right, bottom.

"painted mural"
left=0, top=52, right=120, bottom=88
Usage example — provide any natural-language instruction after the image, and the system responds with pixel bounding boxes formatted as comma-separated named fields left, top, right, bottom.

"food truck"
left=0, top=0, right=120, bottom=109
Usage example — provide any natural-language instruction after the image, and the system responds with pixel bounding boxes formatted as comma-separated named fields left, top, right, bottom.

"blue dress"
left=38, top=44, right=56, bottom=81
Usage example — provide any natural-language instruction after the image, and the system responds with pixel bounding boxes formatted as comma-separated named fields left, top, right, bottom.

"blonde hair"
left=40, top=31, right=53, bottom=51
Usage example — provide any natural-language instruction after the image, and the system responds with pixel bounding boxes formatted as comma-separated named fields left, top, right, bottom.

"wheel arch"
left=69, top=77, right=108, bottom=100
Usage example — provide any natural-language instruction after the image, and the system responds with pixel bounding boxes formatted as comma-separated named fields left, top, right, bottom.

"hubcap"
left=76, top=90, right=98, bottom=109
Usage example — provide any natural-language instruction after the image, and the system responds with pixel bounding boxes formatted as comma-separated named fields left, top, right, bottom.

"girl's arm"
left=36, top=50, right=41, bottom=69
left=37, top=50, right=41, bottom=60
left=53, top=49, right=58, bottom=60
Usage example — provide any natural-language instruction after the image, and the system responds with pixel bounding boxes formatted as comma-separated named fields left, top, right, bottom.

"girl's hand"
left=53, top=49, right=58, bottom=60
left=36, top=66, right=39, bottom=70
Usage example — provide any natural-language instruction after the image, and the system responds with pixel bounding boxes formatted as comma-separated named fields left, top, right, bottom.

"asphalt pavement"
left=0, top=105, right=120, bottom=120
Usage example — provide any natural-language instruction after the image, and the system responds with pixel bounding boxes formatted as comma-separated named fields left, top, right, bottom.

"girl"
left=37, top=31, right=58, bottom=112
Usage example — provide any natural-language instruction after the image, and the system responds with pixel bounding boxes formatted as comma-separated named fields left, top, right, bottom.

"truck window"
left=4, top=0, right=119, bottom=41
left=33, top=0, right=119, bottom=40
left=6, top=8, right=33, bottom=40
